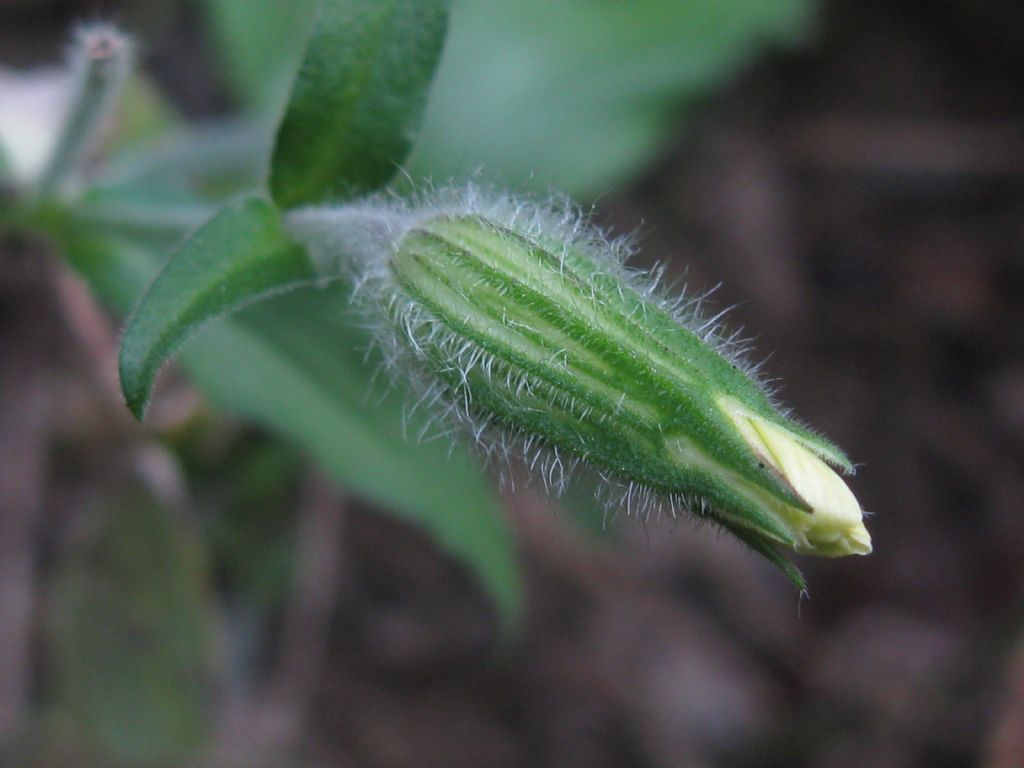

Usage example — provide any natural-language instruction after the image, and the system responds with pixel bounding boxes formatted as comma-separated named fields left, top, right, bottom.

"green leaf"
left=204, top=0, right=318, bottom=112
left=410, top=0, right=816, bottom=196
left=197, top=0, right=816, bottom=201
left=49, top=500, right=212, bottom=765
left=57, top=215, right=523, bottom=632
left=188, top=289, right=523, bottom=627
left=97, top=118, right=273, bottom=195
left=270, top=0, right=450, bottom=208
left=0, top=139, right=10, bottom=184
left=119, top=196, right=315, bottom=418
left=199, top=437, right=304, bottom=608
left=109, top=73, right=182, bottom=155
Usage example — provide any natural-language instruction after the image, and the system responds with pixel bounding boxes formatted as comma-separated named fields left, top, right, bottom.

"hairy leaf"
left=119, top=196, right=315, bottom=418
left=270, top=0, right=450, bottom=207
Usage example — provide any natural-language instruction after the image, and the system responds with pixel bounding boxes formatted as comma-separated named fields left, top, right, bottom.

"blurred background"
left=1, top=0, right=1023, bottom=766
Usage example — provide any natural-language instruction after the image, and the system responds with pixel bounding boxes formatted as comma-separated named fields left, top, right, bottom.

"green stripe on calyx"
left=392, top=214, right=821, bottom=516
left=283, top=192, right=871, bottom=564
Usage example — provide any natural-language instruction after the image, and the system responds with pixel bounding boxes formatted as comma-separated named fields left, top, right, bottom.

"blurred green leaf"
left=200, top=0, right=816, bottom=199
left=204, top=0, right=318, bottom=112
left=109, top=74, right=181, bottom=154
left=410, top=0, right=816, bottom=195
left=55, top=210, right=523, bottom=631
left=119, top=196, right=315, bottom=418
left=200, top=437, right=303, bottom=607
left=98, top=118, right=273, bottom=194
left=270, top=0, right=450, bottom=207
left=49, top=501, right=212, bottom=765
left=0, top=139, right=10, bottom=183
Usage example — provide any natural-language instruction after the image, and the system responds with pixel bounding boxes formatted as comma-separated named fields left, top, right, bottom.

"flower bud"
left=31, top=24, right=133, bottom=196
left=288, top=190, right=872, bottom=569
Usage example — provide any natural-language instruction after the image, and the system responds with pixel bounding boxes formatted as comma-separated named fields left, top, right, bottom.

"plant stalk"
left=35, top=25, right=132, bottom=200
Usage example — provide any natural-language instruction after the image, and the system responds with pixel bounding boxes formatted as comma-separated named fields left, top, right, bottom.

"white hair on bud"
left=285, top=183, right=774, bottom=521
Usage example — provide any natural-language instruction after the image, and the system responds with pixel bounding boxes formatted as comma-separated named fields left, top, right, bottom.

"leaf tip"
left=118, top=350, right=152, bottom=421
left=118, top=322, right=161, bottom=421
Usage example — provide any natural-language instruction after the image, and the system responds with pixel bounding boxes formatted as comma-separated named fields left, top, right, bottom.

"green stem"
left=35, top=25, right=132, bottom=200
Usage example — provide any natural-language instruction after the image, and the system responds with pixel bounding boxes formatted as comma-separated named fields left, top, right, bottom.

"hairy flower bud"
left=287, top=189, right=872, bottom=570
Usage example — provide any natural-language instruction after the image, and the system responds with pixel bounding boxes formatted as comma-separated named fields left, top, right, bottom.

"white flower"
left=0, top=67, right=72, bottom=186
left=720, top=397, right=872, bottom=557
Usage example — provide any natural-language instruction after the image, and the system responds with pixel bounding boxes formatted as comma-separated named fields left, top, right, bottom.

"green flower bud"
left=288, top=189, right=872, bottom=572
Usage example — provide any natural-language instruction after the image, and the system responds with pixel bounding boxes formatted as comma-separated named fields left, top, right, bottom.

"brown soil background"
left=1, top=1, right=1023, bottom=766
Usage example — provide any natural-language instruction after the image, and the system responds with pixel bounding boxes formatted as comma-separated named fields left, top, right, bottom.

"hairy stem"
left=35, top=25, right=132, bottom=200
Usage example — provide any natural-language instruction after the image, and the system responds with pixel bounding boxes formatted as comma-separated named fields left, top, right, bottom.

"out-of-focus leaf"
left=0, top=141, right=10, bottom=187
left=109, top=74, right=180, bottom=154
left=49, top=500, right=211, bottom=765
left=199, top=0, right=815, bottom=200
left=98, top=118, right=273, bottom=194
left=409, top=0, right=816, bottom=195
left=72, top=188, right=213, bottom=243
left=119, top=196, right=315, bottom=418
left=192, top=433, right=304, bottom=608
left=270, top=0, right=450, bottom=207
left=204, top=0, right=318, bottom=112
left=55, top=212, right=523, bottom=631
